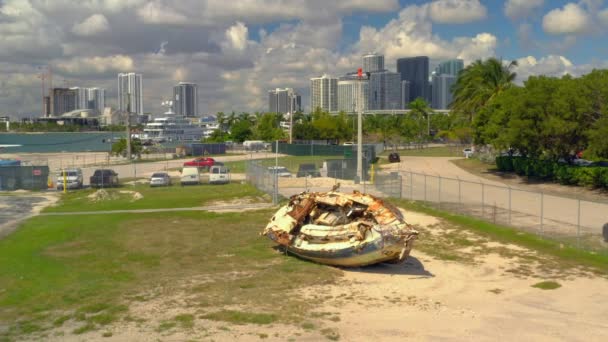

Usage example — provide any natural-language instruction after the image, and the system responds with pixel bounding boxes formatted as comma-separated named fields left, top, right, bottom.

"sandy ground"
left=38, top=209, right=608, bottom=342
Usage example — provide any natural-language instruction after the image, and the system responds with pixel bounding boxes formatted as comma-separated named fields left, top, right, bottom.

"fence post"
left=458, top=177, right=461, bottom=211
left=540, top=192, right=544, bottom=235
left=409, top=171, right=413, bottom=200
left=438, top=175, right=442, bottom=209
left=508, top=186, right=512, bottom=225
left=481, top=182, right=485, bottom=218
left=577, top=199, right=581, bottom=247
left=399, top=175, right=403, bottom=199
left=424, top=174, right=427, bottom=202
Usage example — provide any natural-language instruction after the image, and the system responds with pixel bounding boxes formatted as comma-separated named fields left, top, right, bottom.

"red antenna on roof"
left=357, top=68, right=363, bottom=80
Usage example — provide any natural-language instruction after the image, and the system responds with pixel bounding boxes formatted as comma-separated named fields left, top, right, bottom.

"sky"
left=2, top=0, right=608, bottom=118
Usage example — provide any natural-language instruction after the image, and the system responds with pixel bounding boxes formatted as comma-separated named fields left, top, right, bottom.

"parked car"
left=342, top=141, right=355, bottom=146
left=56, top=168, right=83, bottom=190
left=149, top=172, right=171, bottom=187
left=388, top=152, right=400, bottom=163
left=296, top=163, right=321, bottom=178
left=209, top=165, right=230, bottom=184
left=180, top=167, right=200, bottom=186
left=268, top=166, right=292, bottom=177
left=463, top=148, right=474, bottom=158
left=183, top=157, right=215, bottom=169
left=90, top=169, right=119, bottom=188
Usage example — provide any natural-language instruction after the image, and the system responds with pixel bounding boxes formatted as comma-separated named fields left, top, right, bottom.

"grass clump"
left=532, top=281, right=562, bottom=290
left=156, top=320, right=177, bottom=332
left=202, top=310, right=277, bottom=325
left=174, top=314, right=195, bottom=329
left=72, top=323, right=95, bottom=335
left=321, top=328, right=340, bottom=341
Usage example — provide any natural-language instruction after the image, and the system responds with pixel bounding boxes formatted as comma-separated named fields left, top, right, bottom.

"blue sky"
left=2, top=0, right=608, bottom=116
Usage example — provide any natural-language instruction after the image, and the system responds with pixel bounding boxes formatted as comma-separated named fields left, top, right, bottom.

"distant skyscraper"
left=396, top=56, right=430, bottom=103
left=52, top=88, right=78, bottom=115
left=401, top=80, right=411, bottom=108
left=173, top=82, right=198, bottom=117
left=363, top=53, right=384, bottom=73
left=337, top=77, right=369, bottom=113
left=432, top=74, right=456, bottom=109
left=268, top=88, right=301, bottom=114
left=368, top=70, right=401, bottom=110
left=310, top=74, right=338, bottom=112
left=435, top=59, right=464, bottom=77
left=87, top=88, right=106, bottom=112
left=118, top=73, right=143, bottom=114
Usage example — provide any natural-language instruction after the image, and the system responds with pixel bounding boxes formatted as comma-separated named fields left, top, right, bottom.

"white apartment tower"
left=363, top=53, right=384, bottom=73
left=118, top=73, right=143, bottom=114
left=310, top=74, right=338, bottom=112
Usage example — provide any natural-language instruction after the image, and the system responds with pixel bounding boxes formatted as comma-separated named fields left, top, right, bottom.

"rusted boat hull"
left=262, top=190, right=419, bottom=267
left=285, top=238, right=416, bottom=267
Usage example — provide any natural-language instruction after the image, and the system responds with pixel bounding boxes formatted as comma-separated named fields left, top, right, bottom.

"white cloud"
left=504, top=0, right=544, bottom=20
left=71, top=14, right=110, bottom=36
left=224, top=22, right=249, bottom=51
left=542, top=3, right=591, bottom=35
left=136, top=1, right=187, bottom=24
left=428, top=0, right=487, bottom=24
left=53, top=55, right=135, bottom=77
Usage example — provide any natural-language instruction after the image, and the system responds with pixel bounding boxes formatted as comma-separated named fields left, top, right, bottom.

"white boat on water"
left=142, top=106, right=203, bottom=142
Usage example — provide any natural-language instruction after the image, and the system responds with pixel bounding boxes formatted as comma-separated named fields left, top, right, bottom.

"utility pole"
left=356, top=68, right=363, bottom=184
left=289, top=111, right=293, bottom=144
left=126, top=92, right=132, bottom=161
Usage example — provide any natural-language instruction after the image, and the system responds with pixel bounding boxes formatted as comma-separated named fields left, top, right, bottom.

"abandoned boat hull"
left=262, top=190, right=418, bottom=267
left=285, top=239, right=415, bottom=267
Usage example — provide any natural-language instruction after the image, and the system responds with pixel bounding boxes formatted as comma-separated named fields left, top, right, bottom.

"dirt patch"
left=86, top=190, right=143, bottom=202
left=118, top=190, right=144, bottom=202
left=205, top=195, right=271, bottom=212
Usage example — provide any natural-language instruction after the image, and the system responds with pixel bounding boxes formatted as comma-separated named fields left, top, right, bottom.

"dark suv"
left=388, top=152, right=400, bottom=163
left=296, top=163, right=321, bottom=177
left=90, top=169, right=119, bottom=188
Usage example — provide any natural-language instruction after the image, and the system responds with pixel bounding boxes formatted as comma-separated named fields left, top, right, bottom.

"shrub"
left=494, top=156, right=608, bottom=189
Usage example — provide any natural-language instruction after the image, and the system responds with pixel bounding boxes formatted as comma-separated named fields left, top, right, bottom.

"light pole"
left=356, top=68, right=363, bottom=184
left=288, top=111, right=293, bottom=144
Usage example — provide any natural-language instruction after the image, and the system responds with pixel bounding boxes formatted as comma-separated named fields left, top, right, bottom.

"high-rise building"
left=118, top=73, right=143, bottom=114
left=401, top=80, right=411, bottom=108
left=396, top=56, right=430, bottom=103
left=435, top=59, right=464, bottom=77
left=368, top=71, right=401, bottom=110
left=87, top=88, right=106, bottom=112
left=310, top=74, right=338, bottom=112
left=337, top=77, right=369, bottom=113
left=268, top=88, right=301, bottom=114
left=363, top=53, right=384, bottom=73
left=173, top=82, right=199, bottom=117
left=52, top=88, right=78, bottom=115
left=431, top=74, right=456, bottom=109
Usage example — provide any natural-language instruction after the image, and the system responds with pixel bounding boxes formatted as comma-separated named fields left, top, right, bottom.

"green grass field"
left=224, top=155, right=335, bottom=174
left=0, top=205, right=340, bottom=340
left=44, top=182, right=266, bottom=213
left=381, top=146, right=465, bottom=158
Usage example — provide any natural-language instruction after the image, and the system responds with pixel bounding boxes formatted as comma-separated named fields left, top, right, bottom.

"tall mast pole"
left=126, top=92, right=131, bottom=161
left=356, top=68, right=363, bottom=184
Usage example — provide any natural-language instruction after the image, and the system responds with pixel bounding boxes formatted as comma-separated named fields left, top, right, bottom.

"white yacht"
left=142, top=106, right=203, bottom=142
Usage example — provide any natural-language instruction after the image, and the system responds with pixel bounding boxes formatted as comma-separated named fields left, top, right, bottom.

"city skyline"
left=3, top=1, right=608, bottom=118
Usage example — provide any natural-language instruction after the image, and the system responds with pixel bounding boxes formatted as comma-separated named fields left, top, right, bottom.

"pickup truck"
left=90, top=169, right=119, bottom=188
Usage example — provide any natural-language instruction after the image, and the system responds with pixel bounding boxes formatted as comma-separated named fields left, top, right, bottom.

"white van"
left=209, top=165, right=230, bottom=184
left=180, top=167, right=200, bottom=186
left=243, top=140, right=266, bottom=151
left=56, top=168, right=83, bottom=190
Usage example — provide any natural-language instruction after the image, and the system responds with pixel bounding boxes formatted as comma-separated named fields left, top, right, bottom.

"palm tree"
left=409, top=97, right=431, bottom=137
left=450, top=57, right=518, bottom=122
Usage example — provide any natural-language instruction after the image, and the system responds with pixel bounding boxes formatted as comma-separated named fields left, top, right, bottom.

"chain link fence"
left=245, top=159, right=608, bottom=253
